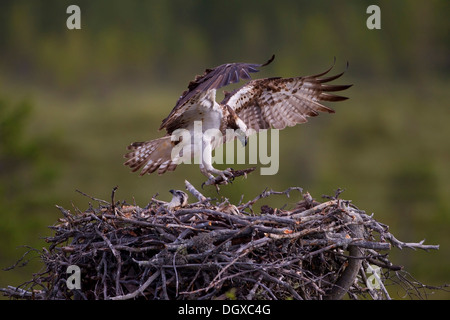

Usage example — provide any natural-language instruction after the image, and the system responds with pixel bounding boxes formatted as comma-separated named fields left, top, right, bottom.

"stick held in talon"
left=202, top=167, right=256, bottom=187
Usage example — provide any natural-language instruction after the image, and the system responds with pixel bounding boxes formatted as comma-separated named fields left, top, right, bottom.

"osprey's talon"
left=202, top=174, right=214, bottom=188
left=202, top=169, right=236, bottom=187
left=219, top=173, right=230, bottom=185
left=219, top=168, right=236, bottom=184
left=203, top=175, right=218, bottom=187
left=224, top=168, right=234, bottom=177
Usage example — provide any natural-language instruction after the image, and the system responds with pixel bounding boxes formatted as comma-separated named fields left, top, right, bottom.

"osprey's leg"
left=200, top=163, right=233, bottom=186
left=199, top=138, right=233, bottom=186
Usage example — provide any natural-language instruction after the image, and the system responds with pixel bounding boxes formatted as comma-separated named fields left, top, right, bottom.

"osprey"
left=166, top=189, right=189, bottom=210
left=124, top=55, right=351, bottom=185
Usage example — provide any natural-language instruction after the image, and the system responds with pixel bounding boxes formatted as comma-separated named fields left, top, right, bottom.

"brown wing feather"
left=159, top=55, right=275, bottom=133
left=124, top=136, right=180, bottom=175
left=224, top=63, right=352, bottom=131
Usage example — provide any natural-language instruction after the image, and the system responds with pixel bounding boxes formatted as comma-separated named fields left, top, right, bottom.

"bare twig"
left=110, top=270, right=161, bottom=300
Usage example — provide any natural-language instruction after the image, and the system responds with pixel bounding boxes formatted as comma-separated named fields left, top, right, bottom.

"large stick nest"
left=2, top=181, right=444, bottom=300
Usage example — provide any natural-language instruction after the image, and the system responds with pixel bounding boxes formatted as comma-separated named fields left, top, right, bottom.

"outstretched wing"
left=159, top=55, right=275, bottom=134
left=222, top=63, right=352, bottom=131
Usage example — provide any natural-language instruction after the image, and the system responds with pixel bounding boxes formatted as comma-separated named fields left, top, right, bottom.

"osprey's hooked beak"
left=225, top=105, right=248, bottom=147
left=236, top=129, right=248, bottom=147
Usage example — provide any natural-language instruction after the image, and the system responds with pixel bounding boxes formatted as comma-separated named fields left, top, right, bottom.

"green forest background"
left=0, top=0, right=449, bottom=299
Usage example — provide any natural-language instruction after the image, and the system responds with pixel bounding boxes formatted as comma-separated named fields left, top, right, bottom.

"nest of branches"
left=2, top=181, right=444, bottom=300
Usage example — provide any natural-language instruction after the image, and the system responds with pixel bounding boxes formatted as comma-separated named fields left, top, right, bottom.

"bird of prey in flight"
left=124, top=55, right=351, bottom=185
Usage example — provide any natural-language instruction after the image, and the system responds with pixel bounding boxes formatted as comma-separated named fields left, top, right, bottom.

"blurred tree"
left=0, top=97, right=58, bottom=252
left=0, top=0, right=448, bottom=89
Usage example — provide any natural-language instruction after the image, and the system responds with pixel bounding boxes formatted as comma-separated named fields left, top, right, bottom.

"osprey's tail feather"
left=124, top=136, right=178, bottom=175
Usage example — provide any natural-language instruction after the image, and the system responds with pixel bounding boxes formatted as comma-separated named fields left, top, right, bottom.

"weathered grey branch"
left=324, top=209, right=364, bottom=300
left=185, top=179, right=208, bottom=203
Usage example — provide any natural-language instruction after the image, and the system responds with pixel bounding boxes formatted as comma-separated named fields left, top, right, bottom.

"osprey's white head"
left=167, top=189, right=189, bottom=210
